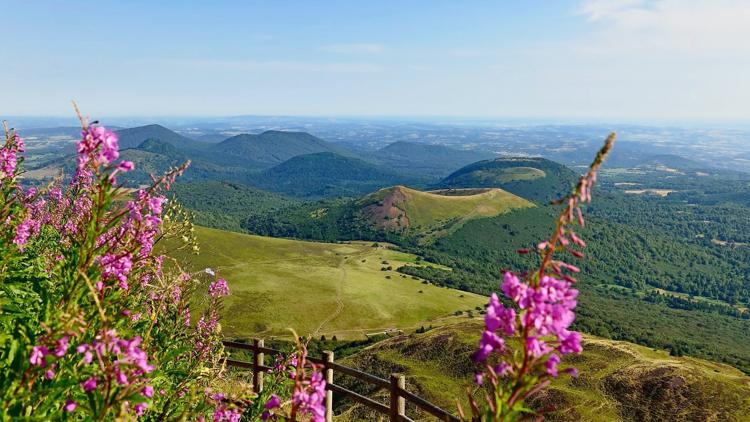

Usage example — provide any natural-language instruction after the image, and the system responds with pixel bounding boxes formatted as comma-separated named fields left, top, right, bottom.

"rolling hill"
left=115, top=124, right=209, bottom=150
left=438, top=157, right=579, bottom=202
left=173, top=227, right=486, bottom=340
left=251, top=152, right=425, bottom=199
left=337, top=319, right=750, bottom=421
left=171, top=181, right=296, bottom=231
left=358, top=185, right=534, bottom=236
left=214, top=130, right=347, bottom=168
left=374, top=141, right=496, bottom=178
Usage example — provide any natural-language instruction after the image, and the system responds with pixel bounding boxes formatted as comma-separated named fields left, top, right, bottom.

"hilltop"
left=251, top=152, right=424, bottom=199
left=438, top=157, right=579, bottom=202
left=115, top=124, right=208, bottom=150
left=358, top=185, right=533, bottom=236
left=215, top=130, right=346, bottom=168
left=338, top=320, right=750, bottom=422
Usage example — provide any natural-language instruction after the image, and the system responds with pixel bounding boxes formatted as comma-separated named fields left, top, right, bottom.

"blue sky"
left=3, top=0, right=750, bottom=120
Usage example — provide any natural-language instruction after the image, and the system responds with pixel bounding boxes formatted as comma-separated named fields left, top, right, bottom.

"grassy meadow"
left=176, top=227, right=486, bottom=340
left=339, top=319, right=750, bottom=422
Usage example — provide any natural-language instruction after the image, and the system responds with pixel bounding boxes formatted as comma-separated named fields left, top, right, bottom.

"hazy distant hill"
left=374, top=141, right=496, bottom=178
left=251, top=152, right=421, bottom=198
left=438, top=157, right=579, bottom=202
left=115, top=124, right=208, bottom=150
left=215, top=130, right=346, bottom=167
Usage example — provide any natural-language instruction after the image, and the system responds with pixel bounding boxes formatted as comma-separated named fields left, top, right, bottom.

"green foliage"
left=171, top=180, right=297, bottom=231
left=437, top=157, right=579, bottom=202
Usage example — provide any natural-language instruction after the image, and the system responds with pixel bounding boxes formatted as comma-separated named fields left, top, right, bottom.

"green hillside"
left=177, top=227, right=485, bottom=340
left=338, top=320, right=750, bottom=422
left=171, top=181, right=296, bottom=231
left=115, top=124, right=209, bottom=150
left=358, top=185, right=534, bottom=236
left=438, top=157, right=579, bottom=202
left=252, top=152, right=423, bottom=199
left=215, top=130, right=346, bottom=167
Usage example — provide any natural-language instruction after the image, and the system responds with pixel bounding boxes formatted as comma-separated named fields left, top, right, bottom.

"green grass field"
left=178, top=227, right=486, bottom=340
left=400, top=187, right=533, bottom=228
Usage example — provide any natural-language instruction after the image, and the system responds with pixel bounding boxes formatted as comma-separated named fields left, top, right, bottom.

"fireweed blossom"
left=0, top=113, right=271, bottom=420
left=463, top=134, right=616, bottom=421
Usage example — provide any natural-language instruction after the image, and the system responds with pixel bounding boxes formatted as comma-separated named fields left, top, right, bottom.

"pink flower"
left=142, top=385, right=154, bottom=398
left=64, top=400, right=77, bottom=412
left=77, top=125, right=120, bottom=170
left=82, top=376, right=97, bottom=392
left=265, top=394, right=280, bottom=409
left=208, top=278, right=230, bottom=298
left=474, top=330, right=505, bottom=362
left=545, top=354, right=561, bottom=377
left=54, top=336, right=70, bottom=357
left=484, top=293, right=515, bottom=336
left=13, top=218, right=33, bottom=248
left=29, top=345, right=48, bottom=367
left=115, top=368, right=129, bottom=385
left=118, top=161, right=135, bottom=171
left=292, top=370, right=327, bottom=422
left=134, top=402, right=148, bottom=416
left=526, top=336, right=550, bottom=358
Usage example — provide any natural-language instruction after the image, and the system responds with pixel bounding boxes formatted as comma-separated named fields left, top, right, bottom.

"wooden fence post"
left=253, top=339, right=264, bottom=393
left=323, top=350, right=334, bottom=422
left=389, top=374, right=405, bottom=421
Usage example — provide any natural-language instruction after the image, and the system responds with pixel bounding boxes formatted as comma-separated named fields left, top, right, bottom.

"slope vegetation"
left=438, top=157, right=579, bottom=202
left=175, top=227, right=485, bottom=340
left=215, top=130, right=346, bottom=168
left=252, top=152, right=422, bottom=199
left=359, top=185, right=533, bottom=235
left=338, top=320, right=750, bottom=422
left=115, top=124, right=208, bottom=150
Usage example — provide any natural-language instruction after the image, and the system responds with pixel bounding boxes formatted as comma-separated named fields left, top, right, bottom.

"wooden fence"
left=223, top=340, right=460, bottom=422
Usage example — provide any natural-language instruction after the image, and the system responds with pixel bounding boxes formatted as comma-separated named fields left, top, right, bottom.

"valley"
left=15, top=119, right=750, bottom=420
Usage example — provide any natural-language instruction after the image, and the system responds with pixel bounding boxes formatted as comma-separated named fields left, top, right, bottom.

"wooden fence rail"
left=222, top=340, right=460, bottom=422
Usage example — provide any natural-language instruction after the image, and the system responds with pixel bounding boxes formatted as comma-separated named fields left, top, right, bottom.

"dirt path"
left=311, top=256, right=348, bottom=336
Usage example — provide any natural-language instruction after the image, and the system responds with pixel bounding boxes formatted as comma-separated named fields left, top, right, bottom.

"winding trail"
left=312, top=256, right=348, bottom=336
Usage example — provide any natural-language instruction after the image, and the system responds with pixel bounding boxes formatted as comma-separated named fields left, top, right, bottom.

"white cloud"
left=319, top=43, right=384, bottom=54
left=577, top=0, right=750, bottom=56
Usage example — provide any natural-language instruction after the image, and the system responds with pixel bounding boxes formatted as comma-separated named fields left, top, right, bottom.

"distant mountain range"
left=24, top=123, right=587, bottom=201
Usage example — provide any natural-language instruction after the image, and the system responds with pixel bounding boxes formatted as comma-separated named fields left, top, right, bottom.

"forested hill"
left=437, top=156, right=579, bottom=202
left=214, top=130, right=347, bottom=167
left=115, top=124, right=208, bottom=150
left=250, top=152, right=426, bottom=199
